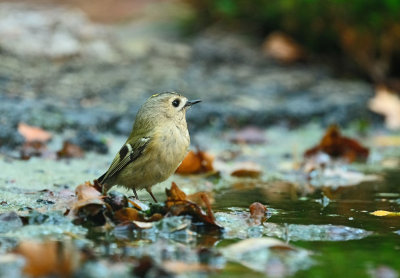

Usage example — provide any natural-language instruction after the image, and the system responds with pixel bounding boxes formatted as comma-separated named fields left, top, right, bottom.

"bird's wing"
left=98, top=137, right=151, bottom=184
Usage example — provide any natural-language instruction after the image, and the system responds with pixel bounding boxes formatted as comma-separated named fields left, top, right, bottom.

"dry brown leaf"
left=175, top=150, right=214, bottom=175
left=69, top=182, right=108, bottom=226
left=249, top=202, right=267, bottom=223
left=75, top=181, right=102, bottom=201
left=165, top=182, right=222, bottom=229
left=14, top=241, right=80, bottom=277
left=262, top=31, right=305, bottom=63
left=231, top=162, right=262, bottom=178
left=187, top=192, right=215, bottom=207
left=304, top=124, right=369, bottom=162
left=369, top=86, right=400, bottom=130
left=128, top=199, right=150, bottom=211
left=114, top=207, right=143, bottom=222
left=166, top=182, right=187, bottom=202
left=231, top=169, right=262, bottom=178
left=57, top=141, right=85, bottom=159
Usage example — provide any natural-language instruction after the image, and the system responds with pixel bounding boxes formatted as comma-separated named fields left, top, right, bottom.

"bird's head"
left=134, top=92, right=201, bottom=130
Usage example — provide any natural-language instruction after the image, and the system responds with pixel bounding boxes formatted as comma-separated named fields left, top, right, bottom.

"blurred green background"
left=185, top=0, right=400, bottom=85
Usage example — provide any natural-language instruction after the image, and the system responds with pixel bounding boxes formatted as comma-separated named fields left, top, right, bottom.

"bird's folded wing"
left=98, top=137, right=150, bottom=183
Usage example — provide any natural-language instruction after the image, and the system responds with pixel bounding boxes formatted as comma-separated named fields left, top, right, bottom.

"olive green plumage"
left=98, top=92, right=200, bottom=202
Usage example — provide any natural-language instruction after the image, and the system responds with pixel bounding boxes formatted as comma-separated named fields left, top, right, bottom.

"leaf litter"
left=1, top=124, right=399, bottom=277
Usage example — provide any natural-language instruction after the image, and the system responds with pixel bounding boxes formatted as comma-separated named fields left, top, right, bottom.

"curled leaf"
left=165, top=183, right=222, bottom=230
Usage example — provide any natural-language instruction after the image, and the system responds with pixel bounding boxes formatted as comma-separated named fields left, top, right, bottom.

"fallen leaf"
left=69, top=182, right=108, bottom=226
left=165, top=182, right=222, bottom=230
left=304, top=124, right=369, bottom=162
left=231, top=161, right=262, bottom=178
left=370, top=210, right=400, bottom=217
left=132, top=221, right=154, bottom=229
left=262, top=31, right=305, bottom=63
left=75, top=181, right=102, bottom=201
left=369, top=86, right=400, bottom=130
left=249, top=202, right=267, bottom=225
left=187, top=192, right=215, bottom=207
left=18, top=123, right=52, bottom=143
left=229, top=126, right=266, bottom=144
left=175, top=150, right=214, bottom=175
left=128, top=198, right=150, bottom=211
left=114, top=207, right=143, bottom=222
left=166, top=182, right=187, bottom=202
left=57, top=141, right=84, bottom=159
left=14, top=241, right=80, bottom=277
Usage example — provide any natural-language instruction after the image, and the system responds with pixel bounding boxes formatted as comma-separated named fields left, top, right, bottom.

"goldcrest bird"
left=97, top=92, right=201, bottom=202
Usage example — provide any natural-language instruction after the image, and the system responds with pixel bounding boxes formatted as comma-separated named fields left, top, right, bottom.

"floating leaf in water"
left=370, top=210, right=400, bottom=217
left=176, top=150, right=214, bottom=175
left=304, top=124, right=369, bottom=163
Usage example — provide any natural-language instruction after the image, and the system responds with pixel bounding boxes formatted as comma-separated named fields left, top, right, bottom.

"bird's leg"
left=132, top=188, right=139, bottom=200
left=146, top=188, right=158, bottom=203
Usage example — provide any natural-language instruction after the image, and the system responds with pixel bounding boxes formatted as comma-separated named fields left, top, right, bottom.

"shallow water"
left=213, top=169, right=400, bottom=277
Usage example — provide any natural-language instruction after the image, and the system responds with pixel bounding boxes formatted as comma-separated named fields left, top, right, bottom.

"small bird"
left=97, top=92, right=201, bottom=202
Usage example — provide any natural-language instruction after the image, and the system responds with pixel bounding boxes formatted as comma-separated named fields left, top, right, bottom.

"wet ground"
left=0, top=2, right=399, bottom=278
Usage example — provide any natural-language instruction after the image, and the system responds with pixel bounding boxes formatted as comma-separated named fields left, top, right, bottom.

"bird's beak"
left=184, top=99, right=201, bottom=108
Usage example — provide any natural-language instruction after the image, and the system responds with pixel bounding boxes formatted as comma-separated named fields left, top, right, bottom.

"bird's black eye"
left=172, top=99, right=180, bottom=107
